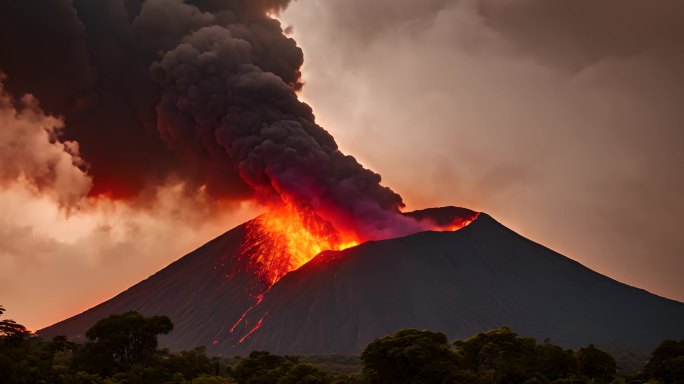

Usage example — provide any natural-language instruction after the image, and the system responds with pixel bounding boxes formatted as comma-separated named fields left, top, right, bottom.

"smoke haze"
left=0, top=0, right=682, bottom=327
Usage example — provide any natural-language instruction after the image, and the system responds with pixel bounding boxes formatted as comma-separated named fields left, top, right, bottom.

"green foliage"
left=82, top=311, right=173, bottom=371
left=163, top=346, right=217, bottom=379
left=361, top=328, right=466, bottom=384
left=230, top=351, right=328, bottom=384
left=60, top=370, right=104, bottom=384
left=453, top=327, right=577, bottom=383
left=298, top=354, right=361, bottom=376
left=231, top=351, right=291, bottom=383
left=535, top=340, right=577, bottom=381
left=642, top=339, right=684, bottom=384
left=575, top=344, right=617, bottom=382
left=3, top=305, right=681, bottom=384
left=191, top=375, right=237, bottom=384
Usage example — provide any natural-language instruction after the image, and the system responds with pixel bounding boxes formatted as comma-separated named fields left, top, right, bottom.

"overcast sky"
left=279, top=0, right=684, bottom=302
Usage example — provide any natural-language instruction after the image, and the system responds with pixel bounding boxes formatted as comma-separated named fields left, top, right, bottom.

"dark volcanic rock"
left=40, top=208, right=684, bottom=356
left=40, top=223, right=267, bottom=351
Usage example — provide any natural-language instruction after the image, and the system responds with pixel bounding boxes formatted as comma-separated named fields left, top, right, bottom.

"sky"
left=0, top=0, right=683, bottom=330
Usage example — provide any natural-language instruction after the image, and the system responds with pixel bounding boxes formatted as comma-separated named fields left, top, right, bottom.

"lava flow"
left=448, top=213, right=480, bottom=231
left=236, top=205, right=480, bottom=288
left=227, top=205, right=479, bottom=344
left=237, top=204, right=359, bottom=287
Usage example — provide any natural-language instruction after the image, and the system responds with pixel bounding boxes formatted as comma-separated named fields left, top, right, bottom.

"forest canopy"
left=1, top=307, right=682, bottom=383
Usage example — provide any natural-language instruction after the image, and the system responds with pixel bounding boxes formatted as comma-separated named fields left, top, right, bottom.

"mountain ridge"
left=39, top=208, right=684, bottom=356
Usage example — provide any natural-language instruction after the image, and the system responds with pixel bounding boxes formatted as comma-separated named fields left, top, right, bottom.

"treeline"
left=1, top=306, right=682, bottom=383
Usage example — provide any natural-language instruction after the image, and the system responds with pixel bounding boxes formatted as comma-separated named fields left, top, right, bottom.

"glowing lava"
left=235, top=205, right=479, bottom=289
left=447, top=212, right=480, bottom=231
left=238, top=204, right=359, bottom=287
left=227, top=205, right=480, bottom=345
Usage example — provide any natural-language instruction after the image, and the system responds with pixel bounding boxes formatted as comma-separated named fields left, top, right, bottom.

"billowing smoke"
left=0, top=75, right=92, bottom=206
left=0, top=0, right=248, bottom=198
left=0, top=0, right=426, bottom=240
left=148, top=5, right=426, bottom=239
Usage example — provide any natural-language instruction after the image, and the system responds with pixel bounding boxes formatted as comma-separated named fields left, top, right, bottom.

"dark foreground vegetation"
left=1, top=306, right=682, bottom=383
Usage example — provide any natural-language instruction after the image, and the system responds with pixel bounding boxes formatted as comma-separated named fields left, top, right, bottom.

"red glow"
left=236, top=204, right=480, bottom=288
left=88, top=180, right=139, bottom=199
left=238, top=314, right=267, bottom=344
left=446, top=212, right=480, bottom=232
left=227, top=205, right=480, bottom=344
left=238, top=203, right=359, bottom=286
left=229, top=293, right=265, bottom=333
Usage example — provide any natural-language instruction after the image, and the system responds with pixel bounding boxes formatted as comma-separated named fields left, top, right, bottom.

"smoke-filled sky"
left=1, top=0, right=683, bottom=330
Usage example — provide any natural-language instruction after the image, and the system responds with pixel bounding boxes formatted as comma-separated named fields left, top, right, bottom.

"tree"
left=231, top=351, right=288, bottom=383
left=575, top=344, right=617, bottom=383
left=230, top=351, right=327, bottom=384
left=0, top=305, right=36, bottom=383
left=80, top=311, right=173, bottom=372
left=191, top=375, right=236, bottom=384
left=452, top=327, right=579, bottom=383
left=642, top=339, right=684, bottom=384
left=534, top=340, right=576, bottom=381
left=453, top=327, right=541, bottom=383
left=0, top=305, right=29, bottom=341
left=361, top=329, right=464, bottom=384
left=275, top=362, right=328, bottom=384
left=162, top=346, right=216, bottom=380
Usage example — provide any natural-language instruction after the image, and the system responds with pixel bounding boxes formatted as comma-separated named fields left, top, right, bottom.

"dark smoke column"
left=150, top=0, right=426, bottom=240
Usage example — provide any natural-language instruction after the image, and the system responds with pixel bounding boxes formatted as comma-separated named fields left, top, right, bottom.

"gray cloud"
left=280, top=0, right=684, bottom=301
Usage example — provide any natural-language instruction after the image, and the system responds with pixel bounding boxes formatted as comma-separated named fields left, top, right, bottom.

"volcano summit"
left=40, top=206, right=684, bottom=356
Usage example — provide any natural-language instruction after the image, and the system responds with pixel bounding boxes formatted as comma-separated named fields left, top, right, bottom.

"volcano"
left=39, top=207, right=684, bottom=355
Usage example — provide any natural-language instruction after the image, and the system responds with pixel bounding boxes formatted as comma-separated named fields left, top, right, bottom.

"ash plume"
left=0, top=0, right=427, bottom=239
left=149, top=1, right=426, bottom=240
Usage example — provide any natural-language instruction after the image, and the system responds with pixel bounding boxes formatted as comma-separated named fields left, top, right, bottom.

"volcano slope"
left=40, top=208, right=684, bottom=356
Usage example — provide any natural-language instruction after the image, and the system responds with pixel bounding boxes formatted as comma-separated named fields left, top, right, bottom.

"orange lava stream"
left=238, top=205, right=479, bottom=289
left=229, top=293, right=265, bottom=334
left=227, top=206, right=479, bottom=344
left=239, top=204, right=359, bottom=287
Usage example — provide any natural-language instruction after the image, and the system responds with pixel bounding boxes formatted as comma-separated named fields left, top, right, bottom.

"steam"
left=0, top=75, right=92, bottom=206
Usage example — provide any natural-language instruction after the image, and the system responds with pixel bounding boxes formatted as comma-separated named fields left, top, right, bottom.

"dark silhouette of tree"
left=190, top=375, right=236, bottom=384
left=534, top=339, right=576, bottom=381
left=79, top=311, right=173, bottom=372
left=452, top=327, right=580, bottom=383
left=453, top=327, right=537, bottom=383
left=575, top=344, right=617, bottom=383
left=642, top=339, right=684, bottom=384
left=230, top=350, right=328, bottom=384
left=0, top=305, right=29, bottom=341
left=0, top=313, right=671, bottom=384
left=163, top=346, right=216, bottom=380
left=231, top=351, right=290, bottom=383
left=361, top=329, right=467, bottom=384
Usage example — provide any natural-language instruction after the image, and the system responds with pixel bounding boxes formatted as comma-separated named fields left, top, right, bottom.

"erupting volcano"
left=1, top=0, right=676, bottom=359
left=233, top=203, right=480, bottom=289
left=23, top=0, right=521, bottom=351
left=233, top=204, right=360, bottom=287
left=39, top=207, right=684, bottom=355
